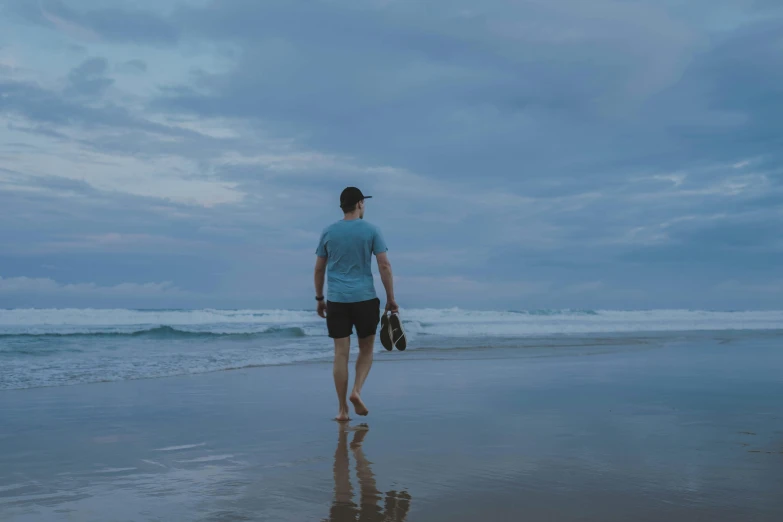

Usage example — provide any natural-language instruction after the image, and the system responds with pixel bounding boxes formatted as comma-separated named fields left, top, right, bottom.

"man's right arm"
left=315, top=230, right=328, bottom=318
left=314, top=256, right=327, bottom=318
left=376, top=252, right=398, bottom=313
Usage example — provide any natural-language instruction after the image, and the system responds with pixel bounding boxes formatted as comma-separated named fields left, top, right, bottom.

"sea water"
left=1, top=308, right=781, bottom=390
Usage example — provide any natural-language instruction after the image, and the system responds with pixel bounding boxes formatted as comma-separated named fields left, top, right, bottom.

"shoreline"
left=5, top=328, right=783, bottom=392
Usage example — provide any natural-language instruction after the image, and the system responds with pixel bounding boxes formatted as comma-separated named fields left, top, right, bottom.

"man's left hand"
left=317, top=300, right=327, bottom=318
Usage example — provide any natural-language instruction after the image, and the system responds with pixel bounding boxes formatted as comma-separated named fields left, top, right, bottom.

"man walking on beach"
left=314, top=187, right=398, bottom=421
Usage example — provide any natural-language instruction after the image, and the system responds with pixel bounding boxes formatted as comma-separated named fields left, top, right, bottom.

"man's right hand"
left=385, top=299, right=399, bottom=314
left=317, top=300, right=327, bottom=318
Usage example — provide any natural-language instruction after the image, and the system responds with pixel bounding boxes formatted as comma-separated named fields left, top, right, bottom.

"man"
left=314, top=187, right=398, bottom=421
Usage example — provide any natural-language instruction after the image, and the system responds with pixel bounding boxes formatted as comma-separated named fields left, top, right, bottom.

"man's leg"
left=351, top=427, right=384, bottom=519
left=333, top=337, right=351, bottom=421
left=349, top=334, right=375, bottom=416
left=327, top=423, right=358, bottom=520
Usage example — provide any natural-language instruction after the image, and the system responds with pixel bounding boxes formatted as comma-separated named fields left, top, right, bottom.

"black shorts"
left=326, top=298, right=381, bottom=339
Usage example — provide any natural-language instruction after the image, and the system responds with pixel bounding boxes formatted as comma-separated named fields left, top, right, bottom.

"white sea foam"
left=1, top=308, right=781, bottom=336
left=402, top=308, right=783, bottom=336
left=153, top=443, right=207, bottom=452
left=176, top=455, right=234, bottom=464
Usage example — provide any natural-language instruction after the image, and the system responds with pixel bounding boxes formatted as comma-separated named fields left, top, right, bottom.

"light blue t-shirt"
left=316, top=219, right=388, bottom=303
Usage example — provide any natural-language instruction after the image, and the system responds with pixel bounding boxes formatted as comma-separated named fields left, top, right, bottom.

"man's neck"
left=343, top=211, right=361, bottom=221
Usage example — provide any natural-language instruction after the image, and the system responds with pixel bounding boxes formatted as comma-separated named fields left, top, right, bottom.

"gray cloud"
left=151, top=0, right=783, bottom=196
left=0, top=75, right=235, bottom=152
left=154, top=0, right=701, bottom=188
left=0, top=275, right=179, bottom=295
left=2, top=77, right=140, bottom=128
left=117, top=59, right=147, bottom=74
left=65, top=57, right=114, bottom=98
left=0, top=274, right=196, bottom=309
left=6, top=0, right=179, bottom=45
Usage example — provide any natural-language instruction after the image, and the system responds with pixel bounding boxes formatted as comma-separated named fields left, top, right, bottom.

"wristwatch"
left=315, top=296, right=324, bottom=301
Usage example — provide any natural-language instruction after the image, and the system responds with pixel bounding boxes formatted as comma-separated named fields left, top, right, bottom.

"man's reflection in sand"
left=324, top=424, right=411, bottom=522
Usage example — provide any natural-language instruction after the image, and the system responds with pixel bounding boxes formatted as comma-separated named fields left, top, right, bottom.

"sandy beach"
left=2, top=331, right=782, bottom=521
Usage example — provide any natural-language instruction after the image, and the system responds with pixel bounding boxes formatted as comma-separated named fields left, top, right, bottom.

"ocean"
left=1, top=308, right=782, bottom=391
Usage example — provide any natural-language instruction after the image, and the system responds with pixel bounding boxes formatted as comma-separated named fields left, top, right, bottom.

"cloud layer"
left=1, top=0, right=782, bottom=309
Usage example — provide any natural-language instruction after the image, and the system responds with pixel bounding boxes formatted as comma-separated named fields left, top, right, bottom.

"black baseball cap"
left=340, top=187, right=372, bottom=208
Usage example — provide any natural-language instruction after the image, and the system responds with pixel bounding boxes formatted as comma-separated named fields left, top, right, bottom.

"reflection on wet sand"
left=325, top=424, right=411, bottom=522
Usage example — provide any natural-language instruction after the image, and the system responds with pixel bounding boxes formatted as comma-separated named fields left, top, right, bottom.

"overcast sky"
left=1, top=0, right=782, bottom=310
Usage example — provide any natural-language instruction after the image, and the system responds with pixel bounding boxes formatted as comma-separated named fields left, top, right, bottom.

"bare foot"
left=350, top=427, right=369, bottom=448
left=334, top=409, right=351, bottom=422
left=349, top=394, right=369, bottom=416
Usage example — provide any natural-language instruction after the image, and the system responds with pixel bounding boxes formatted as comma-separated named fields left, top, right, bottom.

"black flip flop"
left=389, top=313, right=407, bottom=351
left=380, top=313, right=393, bottom=351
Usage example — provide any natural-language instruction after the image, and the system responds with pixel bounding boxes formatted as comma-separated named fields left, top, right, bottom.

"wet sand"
left=1, top=333, right=783, bottom=521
